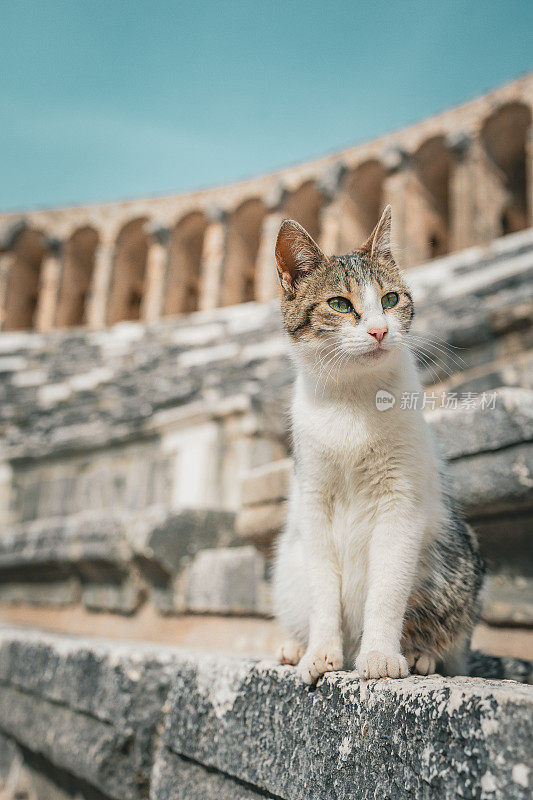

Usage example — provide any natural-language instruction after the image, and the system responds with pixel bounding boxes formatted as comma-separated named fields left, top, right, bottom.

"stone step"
left=0, top=626, right=531, bottom=800
left=0, top=508, right=270, bottom=616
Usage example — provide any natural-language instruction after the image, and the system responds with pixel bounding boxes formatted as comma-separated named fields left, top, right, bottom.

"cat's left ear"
left=360, top=204, right=393, bottom=260
left=275, top=220, right=325, bottom=297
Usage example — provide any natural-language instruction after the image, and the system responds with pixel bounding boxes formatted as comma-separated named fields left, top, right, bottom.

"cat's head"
left=275, top=205, right=413, bottom=375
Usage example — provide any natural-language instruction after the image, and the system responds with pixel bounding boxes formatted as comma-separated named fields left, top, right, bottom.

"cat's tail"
left=468, top=650, right=532, bottom=683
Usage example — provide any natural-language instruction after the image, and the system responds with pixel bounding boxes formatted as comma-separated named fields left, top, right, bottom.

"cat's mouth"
left=362, top=347, right=389, bottom=362
left=360, top=342, right=392, bottom=361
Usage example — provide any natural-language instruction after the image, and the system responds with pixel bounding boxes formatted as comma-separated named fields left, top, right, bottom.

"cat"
left=272, top=205, right=487, bottom=684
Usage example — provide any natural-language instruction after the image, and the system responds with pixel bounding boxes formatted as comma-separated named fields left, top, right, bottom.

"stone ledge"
left=0, top=626, right=531, bottom=800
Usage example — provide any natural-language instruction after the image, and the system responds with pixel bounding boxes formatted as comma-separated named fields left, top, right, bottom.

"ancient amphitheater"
left=0, top=75, right=532, bottom=800
left=1, top=74, right=532, bottom=333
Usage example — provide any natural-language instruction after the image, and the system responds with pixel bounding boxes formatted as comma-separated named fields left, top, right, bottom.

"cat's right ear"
left=275, top=220, right=324, bottom=297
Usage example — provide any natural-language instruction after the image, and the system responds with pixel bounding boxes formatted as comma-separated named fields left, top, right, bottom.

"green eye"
left=328, top=297, right=353, bottom=313
left=382, top=292, right=399, bottom=310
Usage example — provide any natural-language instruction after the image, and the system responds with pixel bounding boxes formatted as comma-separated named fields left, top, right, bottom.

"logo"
left=375, top=390, right=395, bottom=411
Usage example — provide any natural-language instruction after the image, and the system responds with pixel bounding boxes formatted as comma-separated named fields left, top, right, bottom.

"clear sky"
left=1, top=0, right=531, bottom=212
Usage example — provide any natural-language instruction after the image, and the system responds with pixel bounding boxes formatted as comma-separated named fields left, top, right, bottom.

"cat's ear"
left=275, top=220, right=324, bottom=296
left=360, top=204, right=393, bottom=260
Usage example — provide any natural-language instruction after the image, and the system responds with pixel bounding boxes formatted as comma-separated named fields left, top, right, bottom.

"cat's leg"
left=296, top=496, right=343, bottom=684
left=277, top=639, right=305, bottom=665
left=356, top=503, right=425, bottom=680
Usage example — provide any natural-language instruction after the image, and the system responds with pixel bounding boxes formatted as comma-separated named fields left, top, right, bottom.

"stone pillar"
left=448, top=132, right=475, bottom=253
left=450, top=135, right=508, bottom=249
left=527, top=126, right=533, bottom=228
left=198, top=207, right=227, bottom=312
left=317, top=161, right=345, bottom=254
left=141, top=224, right=169, bottom=323
left=319, top=201, right=342, bottom=254
left=382, top=148, right=412, bottom=265
left=34, top=238, right=63, bottom=332
left=383, top=147, right=448, bottom=268
left=86, top=237, right=115, bottom=329
left=0, top=252, right=15, bottom=331
left=254, top=196, right=285, bottom=303
left=254, top=210, right=284, bottom=303
left=254, top=182, right=286, bottom=302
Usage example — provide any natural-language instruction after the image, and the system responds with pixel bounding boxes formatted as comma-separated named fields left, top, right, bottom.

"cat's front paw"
left=406, top=652, right=436, bottom=675
left=356, top=650, right=409, bottom=680
left=277, top=639, right=305, bottom=665
left=296, top=645, right=343, bottom=685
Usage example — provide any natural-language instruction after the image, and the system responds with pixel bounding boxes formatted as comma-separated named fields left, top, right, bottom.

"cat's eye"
left=328, top=297, right=353, bottom=313
left=381, top=292, right=399, bottom=310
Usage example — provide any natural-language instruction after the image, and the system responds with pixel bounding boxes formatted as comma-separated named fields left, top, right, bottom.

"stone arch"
left=165, top=211, right=207, bottom=316
left=337, top=160, right=386, bottom=252
left=221, top=199, right=266, bottom=307
left=481, top=102, right=531, bottom=234
left=283, top=180, right=323, bottom=241
left=3, top=227, right=46, bottom=331
left=55, top=226, right=99, bottom=328
left=414, top=136, right=453, bottom=258
left=107, top=218, right=149, bottom=325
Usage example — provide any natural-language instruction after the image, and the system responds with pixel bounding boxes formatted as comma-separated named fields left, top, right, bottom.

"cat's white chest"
left=330, top=481, right=375, bottom=651
left=294, top=392, right=382, bottom=465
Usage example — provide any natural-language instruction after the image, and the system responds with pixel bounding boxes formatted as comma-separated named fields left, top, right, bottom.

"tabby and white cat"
left=272, top=206, right=485, bottom=683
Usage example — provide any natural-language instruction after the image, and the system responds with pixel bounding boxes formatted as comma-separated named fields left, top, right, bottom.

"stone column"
left=527, top=126, right=533, bottom=228
left=382, top=147, right=413, bottom=265
left=449, top=132, right=506, bottom=250
left=86, top=237, right=115, bottom=329
left=317, top=161, right=346, bottom=254
left=448, top=132, right=474, bottom=253
left=141, top=223, right=169, bottom=323
left=198, top=207, right=227, bottom=312
left=319, top=201, right=342, bottom=254
left=0, top=252, right=15, bottom=331
left=254, top=184, right=287, bottom=303
left=451, top=135, right=508, bottom=249
left=34, top=238, right=63, bottom=332
left=383, top=147, right=448, bottom=268
left=254, top=210, right=284, bottom=302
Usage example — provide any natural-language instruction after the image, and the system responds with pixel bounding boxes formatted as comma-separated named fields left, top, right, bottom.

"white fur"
left=273, top=284, right=447, bottom=682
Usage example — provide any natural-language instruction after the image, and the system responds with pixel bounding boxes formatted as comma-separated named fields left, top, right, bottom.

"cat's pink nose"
left=368, top=326, right=388, bottom=343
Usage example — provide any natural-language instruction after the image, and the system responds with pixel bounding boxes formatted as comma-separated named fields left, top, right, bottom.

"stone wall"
left=0, top=75, right=532, bottom=332
left=0, top=627, right=531, bottom=800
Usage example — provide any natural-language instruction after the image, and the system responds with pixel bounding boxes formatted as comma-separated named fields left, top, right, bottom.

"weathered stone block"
left=0, top=628, right=178, bottom=800
left=241, top=459, right=291, bottom=507
left=0, top=513, right=132, bottom=573
left=482, top=574, right=533, bottom=626
left=185, top=546, right=269, bottom=615
left=127, top=507, right=238, bottom=577
left=161, top=656, right=533, bottom=800
left=429, top=387, right=533, bottom=461
left=0, top=578, right=78, bottom=607
left=449, top=443, right=533, bottom=517
left=236, top=502, right=287, bottom=548
left=151, top=749, right=269, bottom=799
left=0, top=731, right=17, bottom=783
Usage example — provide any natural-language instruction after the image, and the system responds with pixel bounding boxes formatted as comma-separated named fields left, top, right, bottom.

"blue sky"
left=1, top=0, right=531, bottom=212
